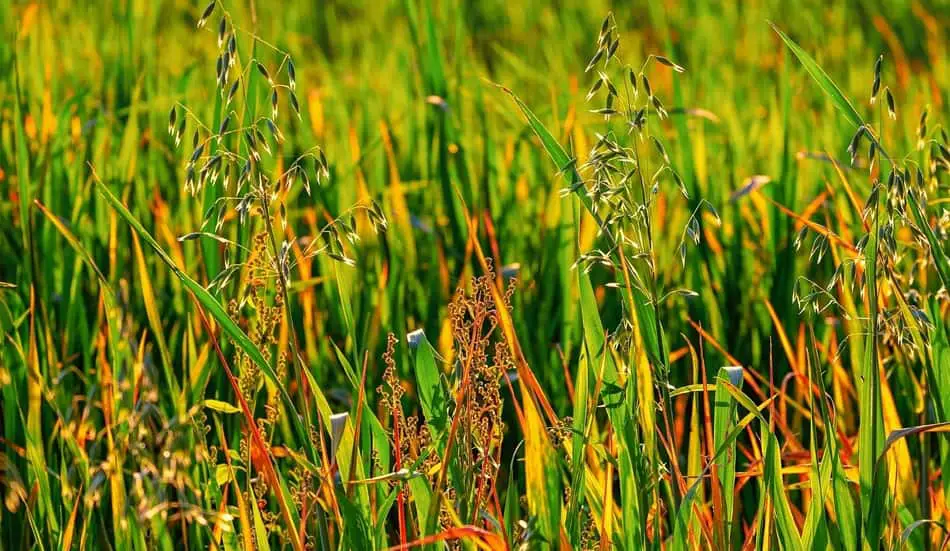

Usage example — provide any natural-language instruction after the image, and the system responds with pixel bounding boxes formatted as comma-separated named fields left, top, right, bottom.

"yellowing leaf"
left=215, top=464, right=232, bottom=486
left=204, top=399, right=241, bottom=414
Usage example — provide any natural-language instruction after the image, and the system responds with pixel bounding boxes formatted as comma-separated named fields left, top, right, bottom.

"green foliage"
left=1, top=1, right=947, bottom=550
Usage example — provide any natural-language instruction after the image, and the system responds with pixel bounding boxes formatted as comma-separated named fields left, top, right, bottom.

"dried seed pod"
left=168, top=105, right=177, bottom=135
left=651, top=137, right=670, bottom=164
left=863, top=182, right=880, bottom=222
left=300, top=167, right=311, bottom=195
left=197, top=0, right=215, bottom=29
left=870, top=54, right=882, bottom=104
left=606, top=38, right=619, bottom=61
left=289, top=91, right=301, bottom=119
left=257, top=62, right=271, bottom=83
left=175, top=116, right=186, bottom=147
left=217, top=17, right=227, bottom=48
left=641, top=73, right=652, bottom=97
left=185, top=164, right=196, bottom=193
left=586, top=77, right=603, bottom=101
left=673, top=171, right=688, bottom=199
left=917, top=108, right=928, bottom=150
left=245, top=132, right=261, bottom=162
left=222, top=161, right=232, bottom=190
left=599, top=15, right=611, bottom=40
left=265, top=118, right=283, bottom=143
left=939, top=143, right=950, bottom=164
left=847, top=125, right=865, bottom=161
left=218, top=114, right=231, bottom=136
left=238, top=160, right=251, bottom=190
left=318, top=149, right=329, bottom=176
left=655, top=55, right=685, bottom=73
left=884, top=87, right=896, bottom=120
left=227, top=79, right=240, bottom=105
left=285, top=166, right=295, bottom=192
left=585, top=49, right=604, bottom=73
left=190, top=143, right=205, bottom=163
left=793, top=226, right=808, bottom=251
left=254, top=127, right=270, bottom=154
left=652, top=95, right=667, bottom=119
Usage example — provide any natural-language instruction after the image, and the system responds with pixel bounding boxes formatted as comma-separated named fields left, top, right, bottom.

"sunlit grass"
left=0, top=1, right=948, bottom=549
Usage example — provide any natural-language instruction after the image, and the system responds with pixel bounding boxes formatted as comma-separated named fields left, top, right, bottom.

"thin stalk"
left=259, top=190, right=340, bottom=523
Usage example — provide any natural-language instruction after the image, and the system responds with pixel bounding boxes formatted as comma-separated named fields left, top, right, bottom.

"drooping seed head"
left=917, top=108, right=928, bottom=150
left=655, top=55, right=685, bottom=73
left=257, top=62, right=271, bottom=83
left=884, top=87, right=896, bottom=120
left=168, top=105, right=177, bottom=135
left=227, top=79, right=240, bottom=105
left=265, top=118, right=283, bottom=143
left=254, top=127, right=270, bottom=154
left=217, top=17, right=227, bottom=48
left=197, top=0, right=215, bottom=29
left=585, top=49, right=604, bottom=73
left=289, top=91, right=301, bottom=120
left=175, top=116, right=186, bottom=147
left=606, top=37, right=619, bottom=61
left=190, top=143, right=205, bottom=162
left=847, top=125, right=865, bottom=162
left=218, top=114, right=231, bottom=136
left=585, top=77, right=603, bottom=102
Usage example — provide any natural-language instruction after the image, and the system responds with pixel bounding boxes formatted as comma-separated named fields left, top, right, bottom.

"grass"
left=0, top=0, right=948, bottom=549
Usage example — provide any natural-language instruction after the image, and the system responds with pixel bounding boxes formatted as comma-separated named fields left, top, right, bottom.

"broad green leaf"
left=762, top=426, right=803, bottom=551
left=411, top=332, right=449, bottom=440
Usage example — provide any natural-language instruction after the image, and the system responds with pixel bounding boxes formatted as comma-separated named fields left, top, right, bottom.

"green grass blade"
left=769, top=22, right=862, bottom=128
left=673, top=389, right=777, bottom=551
left=762, top=426, right=803, bottom=551
left=713, top=366, right=742, bottom=546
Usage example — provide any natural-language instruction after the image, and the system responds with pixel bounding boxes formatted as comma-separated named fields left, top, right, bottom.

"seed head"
left=641, top=73, right=652, bottom=98
left=287, top=59, right=296, bottom=91
left=655, top=55, right=685, bottom=73
left=217, top=17, right=227, bottom=48
left=884, top=87, right=896, bottom=120
left=197, top=0, right=215, bottom=29
left=257, top=62, right=271, bottom=83
left=167, top=106, right=177, bottom=136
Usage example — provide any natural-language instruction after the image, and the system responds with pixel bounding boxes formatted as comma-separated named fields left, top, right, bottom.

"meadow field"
left=0, top=0, right=948, bottom=549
